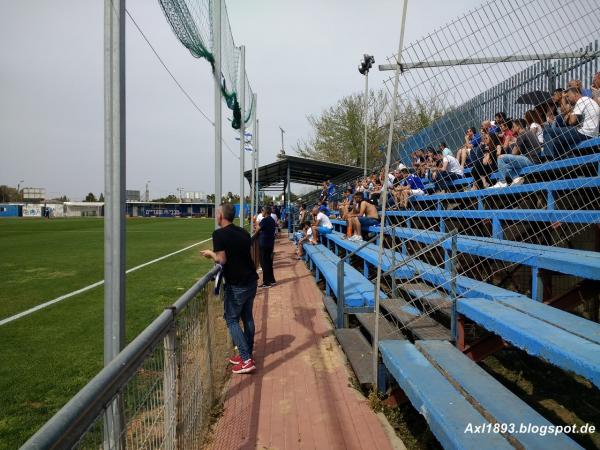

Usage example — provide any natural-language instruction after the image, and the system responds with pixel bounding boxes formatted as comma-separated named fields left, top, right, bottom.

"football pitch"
left=0, top=217, right=218, bottom=449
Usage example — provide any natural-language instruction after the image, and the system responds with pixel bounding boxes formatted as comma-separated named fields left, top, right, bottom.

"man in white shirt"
left=255, top=207, right=278, bottom=227
left=432, top=150, right=464, bottom=193
left=543, top=86, right=600, bottom=158
left=310, top=205, right=333, bottom=244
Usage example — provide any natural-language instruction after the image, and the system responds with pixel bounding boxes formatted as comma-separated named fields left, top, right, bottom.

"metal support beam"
left=372, top=0, right=409, bottom=391
left=378, top=51, right=600, bottom=71
left=363, top=71, right=369, bottom=176
left=239, top=46, right=245, bottom=228
left=103, top=0, right=126, bottom=446
left=250, top=93, right=257, bottom=221
left=104, top=0, right=126, bottom=369
left=287, top=162, right=292, bottom=233
left=255, top=119, right=260, bottom=213
left=212, top=0, right=222, bottom=226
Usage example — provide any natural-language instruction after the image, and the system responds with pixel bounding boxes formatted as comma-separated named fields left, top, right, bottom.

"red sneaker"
left=229, top=355, right=243, bottom=365
left=232, top=358, right=256, bottom=374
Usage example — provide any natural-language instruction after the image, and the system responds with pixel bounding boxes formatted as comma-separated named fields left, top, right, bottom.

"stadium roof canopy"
left=244, top=155, right=363, bottom=189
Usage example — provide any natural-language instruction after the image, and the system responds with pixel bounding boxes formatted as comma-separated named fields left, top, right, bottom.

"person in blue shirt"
left=393, top=164, right=425, bottom=208
left=326, top=179, right=336, bottom=210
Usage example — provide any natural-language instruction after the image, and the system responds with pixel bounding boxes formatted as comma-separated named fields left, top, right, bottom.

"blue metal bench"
left=382, top=209, right=600, bottom=242
left=457, top=298, right=600, bottom=389
left=301, top=242, right=384, bottom=308
left=367, top=225, right=600, bottom=301
left=380, top=339, right=583, bottom=449
left=410, top=176, right=600, bottom=210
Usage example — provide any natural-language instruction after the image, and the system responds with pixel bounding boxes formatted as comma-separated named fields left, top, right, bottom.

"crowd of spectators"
left=290, top=76, right=600, bottom=254
left=409, top=75, right=600, bottom=190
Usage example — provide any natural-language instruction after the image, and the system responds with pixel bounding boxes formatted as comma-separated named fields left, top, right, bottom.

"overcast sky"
left=0, top=0, right=478, bottom=200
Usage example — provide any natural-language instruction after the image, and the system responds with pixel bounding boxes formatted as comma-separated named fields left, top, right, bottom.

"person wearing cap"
left=394, top=164, right=426, bottom=208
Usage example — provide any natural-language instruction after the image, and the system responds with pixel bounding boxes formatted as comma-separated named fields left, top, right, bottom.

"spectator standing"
left=327, top=179, right=336, bottom=210
left=492, top=118, right=541, bottom=188
left=543, top=86, right=600, bottom=158
left=201, top=203, right=258, bottom=374
left=256, top=206, right=277, bottom=288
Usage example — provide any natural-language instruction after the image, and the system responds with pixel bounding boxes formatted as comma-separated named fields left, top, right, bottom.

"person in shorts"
left=348, top=193, right=379, bottom=242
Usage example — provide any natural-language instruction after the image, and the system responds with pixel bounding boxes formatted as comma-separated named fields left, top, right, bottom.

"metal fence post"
left=450, top=235, right=458, bottom=342
left=391, top=238, right=397, bottom=297
left=213, top=0, right=222, bottom=226
left=239, top=45, right=246, bottom=227
left=163, top=323, right=177, bottom=450
left=204, top=288, right=215, bottom=406
left=103, top=0, right=126, bottom=447
left=337, top=260, right=345, bottom=328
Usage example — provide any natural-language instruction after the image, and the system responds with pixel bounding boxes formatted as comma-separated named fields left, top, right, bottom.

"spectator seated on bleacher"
left=471, top=132, right=503, bottom=189
left=591, top=71, right=600, bottom=105
left=543, top=86, right=600, bottom=158
left=294, top=221, right=312, bottom=259
left=347, top=193, right=379, bottom=242
left=491, top=118, right=541, bottom=188
left=393, top=164, right=425, bottom=208
left=338, top=188, right=354, bottom=220
left=544, top=89, right=568, bottom=129
left=525, top=109, right=545, bottom=144
left=431, top=149, right=464, bottom=193
left=438, top=142, right=453, bottom=157
left=310, top=205, right=333, bottom=243
left=456, top=127, right=481, bottom=168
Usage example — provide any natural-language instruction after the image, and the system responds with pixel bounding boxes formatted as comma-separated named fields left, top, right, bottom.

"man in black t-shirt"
left=202, top=203, right=258, bottom=374
left=256, top=206, right=277, bottom=287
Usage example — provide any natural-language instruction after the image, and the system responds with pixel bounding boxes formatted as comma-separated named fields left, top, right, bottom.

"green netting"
left=158, top=0, right=254, bottom=129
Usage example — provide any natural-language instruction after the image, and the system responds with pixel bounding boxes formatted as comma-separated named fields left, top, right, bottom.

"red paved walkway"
left=209, top=237, right=397, bottom=450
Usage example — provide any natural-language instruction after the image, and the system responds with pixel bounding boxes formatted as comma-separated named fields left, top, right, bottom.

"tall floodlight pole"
left=359, top=54, right=375, bottom=176
left=212, top=0, right=222, bottom=226
left=250, top=93, right=257, bottom=221
left=372, top=0, right=409, bottom=391
left=104, top=0, right=126, bottom=446
left=239, top=46, right=246, bottom=228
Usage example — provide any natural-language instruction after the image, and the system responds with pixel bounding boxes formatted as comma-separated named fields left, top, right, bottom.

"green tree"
left=295, top=88, right=445, bottom=167
left=84, top=192, right=97, bottom=202
left=98, top=193, right=104, bottom=202
left=0, top=185, right=19, bottom=202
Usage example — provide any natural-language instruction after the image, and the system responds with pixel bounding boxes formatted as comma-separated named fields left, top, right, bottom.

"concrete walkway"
left=208, top=237, right=397, bottom=450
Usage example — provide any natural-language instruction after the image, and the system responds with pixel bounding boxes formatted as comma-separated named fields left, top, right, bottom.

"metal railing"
left=22, top=265, right=228, bottom=450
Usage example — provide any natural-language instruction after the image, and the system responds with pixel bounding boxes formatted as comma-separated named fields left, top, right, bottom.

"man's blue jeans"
left=223, top=281, right=257, bottom=361
left=497, top=155, right=532, bottom=181
left=543, top=126, right=591, bottom=158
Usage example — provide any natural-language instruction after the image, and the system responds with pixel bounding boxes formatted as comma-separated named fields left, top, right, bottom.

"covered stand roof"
left=244, top=155, right=363, bottom=188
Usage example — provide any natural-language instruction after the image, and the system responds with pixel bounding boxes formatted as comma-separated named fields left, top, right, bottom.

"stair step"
left=334, top=328, right=374, bottom=385
left=355, top=313, right=404, bottom=341
left=383, top=298, right=451, bottom=341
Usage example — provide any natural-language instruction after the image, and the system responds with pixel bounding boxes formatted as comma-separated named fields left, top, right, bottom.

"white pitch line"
left=0, top=237, right=212, bottom=327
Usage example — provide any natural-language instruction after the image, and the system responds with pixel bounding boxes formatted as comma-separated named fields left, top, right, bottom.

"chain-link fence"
left=22, top=265, right=231, bottom=450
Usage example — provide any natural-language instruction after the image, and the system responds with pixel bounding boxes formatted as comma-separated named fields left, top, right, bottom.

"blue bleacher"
left=380, top=340, right=583, bottom=449
left=457, top=298, right=600, bottom=388
left=322, top=227, right=600, bottom=387
left=411, top=176, right=600, bottom=210
left=301, top=242, right=385, bottom=307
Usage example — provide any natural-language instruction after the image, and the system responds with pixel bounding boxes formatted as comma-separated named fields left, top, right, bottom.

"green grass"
left=0, top=217, right=219, bottom=449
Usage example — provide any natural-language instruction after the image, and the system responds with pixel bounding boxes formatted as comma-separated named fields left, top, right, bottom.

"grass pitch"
left=0, top=217, right=218, bottom=449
